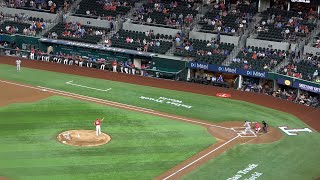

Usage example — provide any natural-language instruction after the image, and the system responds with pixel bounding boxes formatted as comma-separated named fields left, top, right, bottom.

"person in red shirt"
left=254, top=122, right=261, bottom=133
left=131, top=63, right=136, bottom=74
left=94, top=117, right=104, bottom=136
left=112, top=60, right=117, bottom=72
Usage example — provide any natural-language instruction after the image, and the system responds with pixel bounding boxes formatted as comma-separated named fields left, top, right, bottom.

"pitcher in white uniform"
left=16, top=59, right=21, bottom=72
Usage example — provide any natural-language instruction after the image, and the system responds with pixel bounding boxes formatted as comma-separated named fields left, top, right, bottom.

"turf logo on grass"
left=278, top=126, right=313, bottom=136
left=139, top=96, right=192, bottom=109
left=227, top=164, right=263, bottom=180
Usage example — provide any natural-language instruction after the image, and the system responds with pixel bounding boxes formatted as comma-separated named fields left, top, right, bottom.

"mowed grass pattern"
left=0, top=96, right=215, bottom=180
left=0, top=64, right=309, bottom=127
left=0, top=64, right=319, bottom=179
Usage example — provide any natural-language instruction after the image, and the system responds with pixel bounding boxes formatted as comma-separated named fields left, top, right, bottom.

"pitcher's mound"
left=57, top=130, right=111, bottom=147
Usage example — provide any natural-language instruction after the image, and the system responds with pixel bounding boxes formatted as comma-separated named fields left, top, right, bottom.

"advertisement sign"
left=291, top=0, right=310, bottom=3
left=189, top=62, right=268, bottom=78
left=293, top=82, right=320, bottom=94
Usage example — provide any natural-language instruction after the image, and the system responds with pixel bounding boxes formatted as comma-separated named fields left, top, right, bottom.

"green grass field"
left=0, top=96, right=215, bottom=180
left=0, top=64, right=319, bottom=179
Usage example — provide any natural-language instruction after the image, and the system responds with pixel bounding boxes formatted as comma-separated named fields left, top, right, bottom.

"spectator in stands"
left=217, top=75, right=223, bottom=82
left=313, top=70, right=318, bottom=80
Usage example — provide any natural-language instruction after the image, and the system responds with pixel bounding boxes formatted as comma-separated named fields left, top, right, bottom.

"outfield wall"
left=303, top=46, right=320, bottom=55
left=122, top=21, right=180, bottom=36
left=247, top=38, right=297, bottom=51
left=189, top=31, right=240, bottom=45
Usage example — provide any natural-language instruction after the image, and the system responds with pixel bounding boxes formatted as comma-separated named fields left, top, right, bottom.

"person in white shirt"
left=211, top=76, right=216, bottom=83
left=243, top=120, right=255, bottom=135
left=16, top=59, right=21, bottom=72
left=48, top=0, right=53, bottom=7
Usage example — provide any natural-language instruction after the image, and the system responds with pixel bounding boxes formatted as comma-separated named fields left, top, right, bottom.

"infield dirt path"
left=0, top=80, right=282, bottom=180
left=1, top=56, right=319, bottom=132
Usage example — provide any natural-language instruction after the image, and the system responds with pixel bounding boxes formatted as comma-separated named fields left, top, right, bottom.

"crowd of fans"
left=256, top=7, right=317, bottom=42
left=48, top=22, right=107, bottom=39
left=133, top=0, right=199, bottom=28
left=256, top=15, right=311, bottom=40
left=200, top=0, right=254, bottom=35
left=272, top=88, right=319, bottom=107
left=231, top=47, right=288, bottom=71
left=75, top=0, right=135, bottom=19
left=110, top=29, right=172, bottom=54
left=240, top=79, right=319, bottom=108
left=281, top=54, right=320, bottom=83
left=6, top=0, right=72, bottom=13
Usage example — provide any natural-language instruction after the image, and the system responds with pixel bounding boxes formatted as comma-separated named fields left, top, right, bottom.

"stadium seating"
left=198, top=2, right=256, bottom=35
left=280, top=55, right=320, bottom=81
left=230, top=46, right=287, bottom=71
left=45, top=22, right=110, bottom=44
left=256, top=8, right=316, bottom=42
left=5, top=0, right=73, bottom=13
left=173, top=38, right=234, bottom=65
left=110, top=29, right=172, bottom=54
left=74, top=0, right=136, bottom=19
left=134, top=0, right=198, bottom=28
left=0, top=21, right=44, bottom=36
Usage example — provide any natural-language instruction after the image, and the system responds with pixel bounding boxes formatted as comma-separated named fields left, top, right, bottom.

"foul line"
left=66, top=80, right=112, bottom=92
left=0, top=80, right=231, bottom=130
left=162, top=135, right=240, bottom=180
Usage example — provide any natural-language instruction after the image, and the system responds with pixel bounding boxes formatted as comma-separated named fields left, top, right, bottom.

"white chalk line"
left=0, top=80, right=231, bottom=130
left=242, top=131, right=272, bottom=144
left=66, top=80, right=112, bottom=92
left=162, top=135, right=240, bottom=180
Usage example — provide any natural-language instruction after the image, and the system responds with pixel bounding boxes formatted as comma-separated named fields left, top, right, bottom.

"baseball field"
left=0, top=58, right=319, bottom=180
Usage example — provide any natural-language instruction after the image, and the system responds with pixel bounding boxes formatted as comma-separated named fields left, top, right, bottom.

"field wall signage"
left=139, top=96, right=192, bottom=109
left=188, top=62, right=268, bottom=78
left=292, top=82, right=320, bottom=94
left=278, top=126, right=313, bottom=136
left=291, top=0, right=310, bottom=3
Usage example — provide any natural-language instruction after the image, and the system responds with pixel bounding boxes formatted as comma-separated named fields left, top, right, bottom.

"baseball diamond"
left=0, top=57, right=319, bottom=180
left=0, top=0, right=320, bottom=179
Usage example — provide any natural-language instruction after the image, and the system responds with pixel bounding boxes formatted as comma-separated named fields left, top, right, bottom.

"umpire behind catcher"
left=262, top=121, right=268, bottom=133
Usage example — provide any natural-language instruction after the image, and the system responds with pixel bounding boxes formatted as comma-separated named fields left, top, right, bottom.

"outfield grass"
left=0, top=96, right=215, bottom=180
left=0, top=64, right=319, bottom=179
left=0, top=64, right=308, bottom=127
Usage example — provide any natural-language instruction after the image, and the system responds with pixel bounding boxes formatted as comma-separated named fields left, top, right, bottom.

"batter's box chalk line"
left=232, top=128, right=257, bottom=137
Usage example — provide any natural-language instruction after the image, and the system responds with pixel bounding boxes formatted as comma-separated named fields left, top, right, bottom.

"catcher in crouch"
left=94, top=117, right=104, bottom=136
